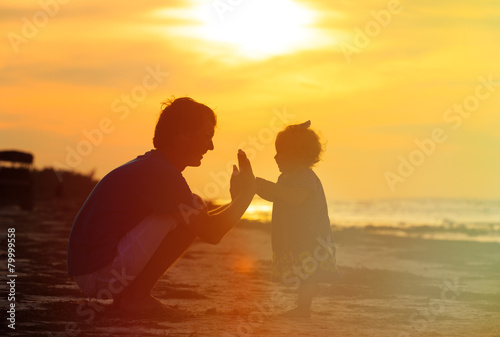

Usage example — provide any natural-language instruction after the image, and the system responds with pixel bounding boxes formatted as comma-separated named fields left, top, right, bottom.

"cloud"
left=1, top=0, right=500, bottom=198
left=0, top=0, right=188, bottom=21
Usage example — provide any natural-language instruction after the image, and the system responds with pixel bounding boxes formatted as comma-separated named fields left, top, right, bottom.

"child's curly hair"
left=276, top=121, right=324, bottom=168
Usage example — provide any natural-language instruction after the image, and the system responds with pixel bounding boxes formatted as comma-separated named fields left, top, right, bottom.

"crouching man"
left=67, top=97, right=255, bottom=313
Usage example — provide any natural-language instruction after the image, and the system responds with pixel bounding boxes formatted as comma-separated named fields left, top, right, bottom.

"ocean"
left=242, top=198, right=500, bottom=243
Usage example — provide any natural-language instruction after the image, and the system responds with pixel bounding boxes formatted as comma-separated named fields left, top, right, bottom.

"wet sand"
left=1, top=202, right=499, bottom=336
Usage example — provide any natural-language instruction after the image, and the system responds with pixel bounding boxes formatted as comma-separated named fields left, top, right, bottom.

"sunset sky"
left=1, top=0, right=500, bottom=200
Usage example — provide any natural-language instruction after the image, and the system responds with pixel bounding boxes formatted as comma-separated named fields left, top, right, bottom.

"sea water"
left=243, top=198, right=500, bottom=243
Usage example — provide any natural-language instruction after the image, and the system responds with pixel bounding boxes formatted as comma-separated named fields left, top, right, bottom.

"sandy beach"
left=1, top=202, right=499, bottom=337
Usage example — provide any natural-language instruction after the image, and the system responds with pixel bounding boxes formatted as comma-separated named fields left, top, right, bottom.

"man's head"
left=153, top=97, right=217, bottom=168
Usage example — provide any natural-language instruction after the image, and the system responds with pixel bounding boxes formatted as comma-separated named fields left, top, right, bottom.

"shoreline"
left=0, top=205, right=499, bottom=336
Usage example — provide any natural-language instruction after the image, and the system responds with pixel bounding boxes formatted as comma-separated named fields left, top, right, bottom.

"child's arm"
left=256, top=177, right=313, bottom=204
left=256, top=177, right=277, bottom=202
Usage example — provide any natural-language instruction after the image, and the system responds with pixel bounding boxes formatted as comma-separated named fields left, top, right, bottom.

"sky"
left=1, top=0, right=500, bottom=201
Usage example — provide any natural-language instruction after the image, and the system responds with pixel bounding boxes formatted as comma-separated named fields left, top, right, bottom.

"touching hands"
left=230, top=149, right=256, bottom=200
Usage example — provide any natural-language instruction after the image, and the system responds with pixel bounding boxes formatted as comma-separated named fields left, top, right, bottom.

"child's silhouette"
left=256, top=121, right=340, bottom=318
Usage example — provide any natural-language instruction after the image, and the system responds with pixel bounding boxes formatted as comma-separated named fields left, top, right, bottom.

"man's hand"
left=230, top=149, right=256, bottom=200
left=186, top=149, right=256, bottom=245
left=230, top=165, right=241, bottom=200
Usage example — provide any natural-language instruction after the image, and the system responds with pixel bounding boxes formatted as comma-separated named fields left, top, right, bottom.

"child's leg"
left=297, top=281, right=316, bottom=312
left=282, top=281, right=317, bottom=317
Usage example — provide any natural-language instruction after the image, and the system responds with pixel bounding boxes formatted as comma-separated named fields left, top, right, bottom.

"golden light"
left=154, top=0, right=336, bottom=60
left=243, top=202, right=272, bottom=222
left=234, top=256, right=256, bottom=273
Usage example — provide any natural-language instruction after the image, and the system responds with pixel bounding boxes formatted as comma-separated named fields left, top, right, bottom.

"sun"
left=154, top=0, right=333, bottom=60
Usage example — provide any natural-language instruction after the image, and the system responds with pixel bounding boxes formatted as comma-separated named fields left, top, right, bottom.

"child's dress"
left=271, top=168, right=340, bottom=284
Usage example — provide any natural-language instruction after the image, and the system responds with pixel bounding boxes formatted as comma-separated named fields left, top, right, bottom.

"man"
left=67, top=97, right=255, bottom=312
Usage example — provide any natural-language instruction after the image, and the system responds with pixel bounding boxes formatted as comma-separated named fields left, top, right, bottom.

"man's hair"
left=153, top=97, right=217, bottom=149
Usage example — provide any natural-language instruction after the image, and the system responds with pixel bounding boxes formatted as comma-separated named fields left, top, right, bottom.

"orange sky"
left=1, top=0, right=500, bottom=200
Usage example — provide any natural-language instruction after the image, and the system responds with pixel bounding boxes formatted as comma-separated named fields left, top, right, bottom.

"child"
left=256, top=121, right=340, bottom=318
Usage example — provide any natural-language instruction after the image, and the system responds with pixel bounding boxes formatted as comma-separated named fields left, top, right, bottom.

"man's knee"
left=146, top=225, right=196, bottom=272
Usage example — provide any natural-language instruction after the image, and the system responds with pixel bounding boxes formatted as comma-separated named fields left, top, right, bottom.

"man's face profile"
left=181, top=121, right=215, bottom=167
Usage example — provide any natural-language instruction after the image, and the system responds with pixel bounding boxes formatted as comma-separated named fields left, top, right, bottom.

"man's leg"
left=116, top=224, right=196, bottom=311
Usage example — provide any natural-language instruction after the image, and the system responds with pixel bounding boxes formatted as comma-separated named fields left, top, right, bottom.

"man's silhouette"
left=67, top=97, right=255, bottom=312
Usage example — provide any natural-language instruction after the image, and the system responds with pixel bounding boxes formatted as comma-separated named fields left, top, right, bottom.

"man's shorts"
left=73, top=214, right=179, bottom=299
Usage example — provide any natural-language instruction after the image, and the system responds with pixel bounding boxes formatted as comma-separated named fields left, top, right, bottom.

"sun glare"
left=154, top=0, right=333, bottom=60
left=234, top=257, right=256, bottom=273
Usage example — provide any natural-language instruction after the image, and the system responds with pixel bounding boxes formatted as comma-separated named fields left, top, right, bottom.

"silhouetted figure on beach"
left=67, top=97, right=256, bottom=313
left=256, top=121, right=340, bottom=318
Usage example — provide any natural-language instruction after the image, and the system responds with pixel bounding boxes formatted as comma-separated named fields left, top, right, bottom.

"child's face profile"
left=274, top=141, right=299, bottom=173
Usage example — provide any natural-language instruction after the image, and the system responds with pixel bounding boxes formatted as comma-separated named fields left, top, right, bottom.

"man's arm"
left=208, top=203, right=231, bottom=215
left=180, top=150, right=255, bottom=244
left=191, top=194, right=230, bottom=215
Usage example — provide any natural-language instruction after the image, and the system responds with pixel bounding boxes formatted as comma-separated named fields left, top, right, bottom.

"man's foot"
left=280, top=306, right=311, bottom=318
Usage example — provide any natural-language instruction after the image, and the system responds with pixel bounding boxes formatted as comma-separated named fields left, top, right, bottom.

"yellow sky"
left=1, top=0, right=500, bottom=200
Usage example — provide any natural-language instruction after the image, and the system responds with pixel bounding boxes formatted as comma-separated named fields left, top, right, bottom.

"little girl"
left=256, top=121, right=340, bottom=318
